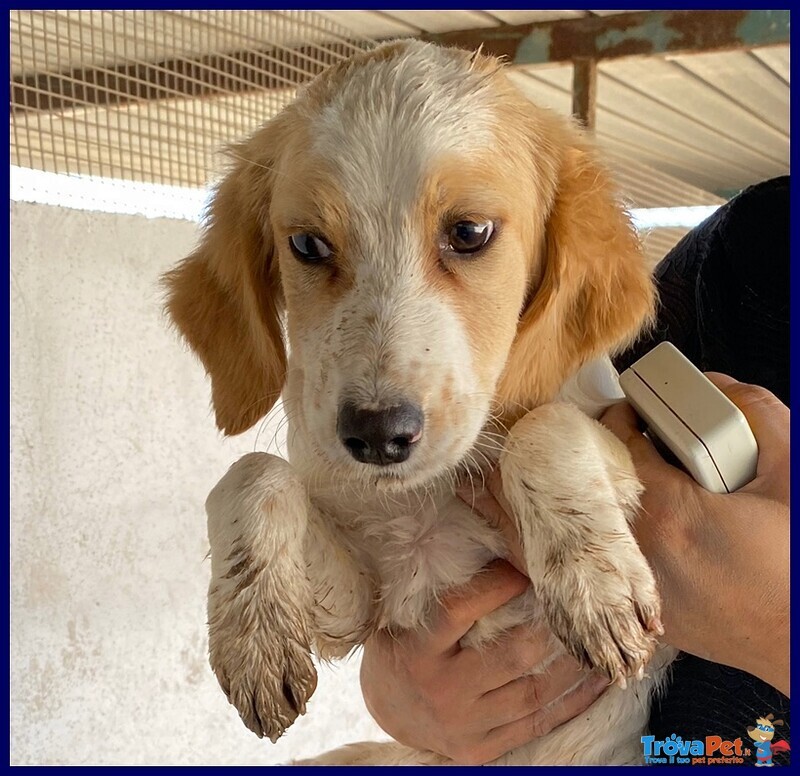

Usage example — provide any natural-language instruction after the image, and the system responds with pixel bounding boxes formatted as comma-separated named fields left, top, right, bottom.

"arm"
left=600, top=374, right=790, bottom=697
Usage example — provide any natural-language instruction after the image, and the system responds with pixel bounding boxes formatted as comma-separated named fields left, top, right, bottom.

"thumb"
left=704, top=373, right=788, bottom=454
left=704, top=373, right=789, bottom=493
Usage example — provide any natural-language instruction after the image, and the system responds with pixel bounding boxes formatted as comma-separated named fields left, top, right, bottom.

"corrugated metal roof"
left=313, top=9, right=787, bottom=265
left=315, top=10, right=789, bottom=197
left=507, top=47, right=789, bottom=194
left=10, top=10, right=788, bottom=265
left=317, top=10, right=589, bottom=36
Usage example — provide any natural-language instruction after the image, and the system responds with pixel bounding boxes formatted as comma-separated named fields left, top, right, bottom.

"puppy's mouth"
left=310, top=393, right=489, bottom=491
left=362, top=462, right=448, bottom=493
left=368, top=467, right=411, bottom=490
left=332, top=451, right=426, bottom=489
left=331, top=438, right=479, bottom=493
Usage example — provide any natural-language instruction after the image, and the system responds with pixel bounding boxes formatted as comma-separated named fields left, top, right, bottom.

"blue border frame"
left=4, top=6, right=12, bottom=768
left=5, top=4, right=794, bottom=769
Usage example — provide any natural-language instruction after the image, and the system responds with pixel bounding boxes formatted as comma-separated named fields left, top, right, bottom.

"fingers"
left=477, top=652, right=598, bottom=727
left=422, top=560, right=530, bottom=655
left=461, top=675, right=609, bottom=764
left=705, top=372, right=789, bottom=454
left=456, top=471, right=526, bottom=573
left=705, top=373, right=788, bottom=430
left=704, top=373, right=789, bottom=499
left=455, top=623, right=562, bottom=691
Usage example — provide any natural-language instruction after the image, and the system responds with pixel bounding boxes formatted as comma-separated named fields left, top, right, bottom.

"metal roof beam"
left=418, top=10, right=790, bottom=66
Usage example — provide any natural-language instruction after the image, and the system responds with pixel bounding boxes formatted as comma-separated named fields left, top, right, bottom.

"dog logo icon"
left=747, top=714, right=790, bottom=766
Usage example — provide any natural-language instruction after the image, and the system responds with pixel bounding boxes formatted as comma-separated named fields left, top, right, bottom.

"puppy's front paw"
left=543, top=543, right=663, bottom=687
left=209, top=564, right=318, bottom=742
left=205, top=452, right=318, bottom=740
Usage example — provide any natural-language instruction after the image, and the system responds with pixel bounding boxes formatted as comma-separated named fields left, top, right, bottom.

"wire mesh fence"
left=9, top=9, right=725, bottom=262
left=10, top=10, right=373, bottom=188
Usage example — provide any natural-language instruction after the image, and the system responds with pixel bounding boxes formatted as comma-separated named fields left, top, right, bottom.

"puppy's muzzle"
left=337, top=402, right=423, bottom=466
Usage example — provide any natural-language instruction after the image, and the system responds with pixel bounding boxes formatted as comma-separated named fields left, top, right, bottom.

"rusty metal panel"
left=420, top=10, right=790, bottom=65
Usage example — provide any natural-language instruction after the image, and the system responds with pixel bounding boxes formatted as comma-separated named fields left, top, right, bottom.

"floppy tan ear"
left=499, top=134, right=655, bottom=414
left=163, top=134, right=286, bottom=436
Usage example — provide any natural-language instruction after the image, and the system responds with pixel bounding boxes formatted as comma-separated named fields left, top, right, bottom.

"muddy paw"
left=213, top=629, right=317, bottom=741
left=209, top=583, right=317, bottom=741
left=543, top=551, right=663, bottom=687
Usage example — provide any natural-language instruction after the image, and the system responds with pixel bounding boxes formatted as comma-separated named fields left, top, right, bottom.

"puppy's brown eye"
left=446, top=220, right=495, bottom=254
left=289, top=232, right=332, bottom=262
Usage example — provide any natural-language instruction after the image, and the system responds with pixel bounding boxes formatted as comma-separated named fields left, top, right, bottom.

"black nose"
left=337, top=402, right=424, bottom=466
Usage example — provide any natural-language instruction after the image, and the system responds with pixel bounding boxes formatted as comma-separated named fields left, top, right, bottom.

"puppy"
left=164, top=40, right=676, bottom=765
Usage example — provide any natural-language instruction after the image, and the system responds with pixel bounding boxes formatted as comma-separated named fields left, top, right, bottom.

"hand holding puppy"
left=360, top=561, right=607, bottom=765
left=466, top=373, right=789, bottom=697
left=601, top=373, right=789, bottom=697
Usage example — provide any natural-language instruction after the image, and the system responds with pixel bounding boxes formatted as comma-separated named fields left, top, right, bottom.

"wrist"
left=696, top=492, right=790, bottom=696
left=741, top=609, right=790, bottom=697
left=736, top=561, right=789, bottom=696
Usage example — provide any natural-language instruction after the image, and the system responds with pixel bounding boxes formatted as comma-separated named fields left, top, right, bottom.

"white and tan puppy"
left=165, top=40, right=676, bottom=765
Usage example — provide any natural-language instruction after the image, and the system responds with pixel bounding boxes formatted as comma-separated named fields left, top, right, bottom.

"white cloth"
left=556, top=356, right=625, bottom=419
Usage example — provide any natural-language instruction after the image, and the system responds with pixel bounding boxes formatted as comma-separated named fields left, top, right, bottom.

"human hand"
left=601, top=373, right=789, bottom=696
left=359, top=560, right=608, bottom=764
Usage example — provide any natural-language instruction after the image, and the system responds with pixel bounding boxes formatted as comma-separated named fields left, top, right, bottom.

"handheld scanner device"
left=618, top=342, right=758, bottom=493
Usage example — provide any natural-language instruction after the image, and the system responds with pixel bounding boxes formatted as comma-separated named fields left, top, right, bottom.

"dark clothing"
left=614, top=176, right=790, bottom=765
left=616, top=176, right=789, bottom=404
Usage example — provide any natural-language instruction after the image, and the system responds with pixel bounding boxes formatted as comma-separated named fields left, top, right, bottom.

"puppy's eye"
left=289, top=232, right=333, bottom=262
left=446, top=220, right=495, bottom=254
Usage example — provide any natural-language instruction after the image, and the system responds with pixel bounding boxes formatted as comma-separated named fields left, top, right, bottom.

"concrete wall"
left=10, top=202, right=386, bottom=764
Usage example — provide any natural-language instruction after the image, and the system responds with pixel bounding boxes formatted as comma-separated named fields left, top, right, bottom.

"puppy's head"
left=165, top=41, right=654, bottom=489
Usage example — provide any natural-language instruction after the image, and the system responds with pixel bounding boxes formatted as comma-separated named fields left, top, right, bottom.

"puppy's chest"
left=325, top=492, right=506, bottom=630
